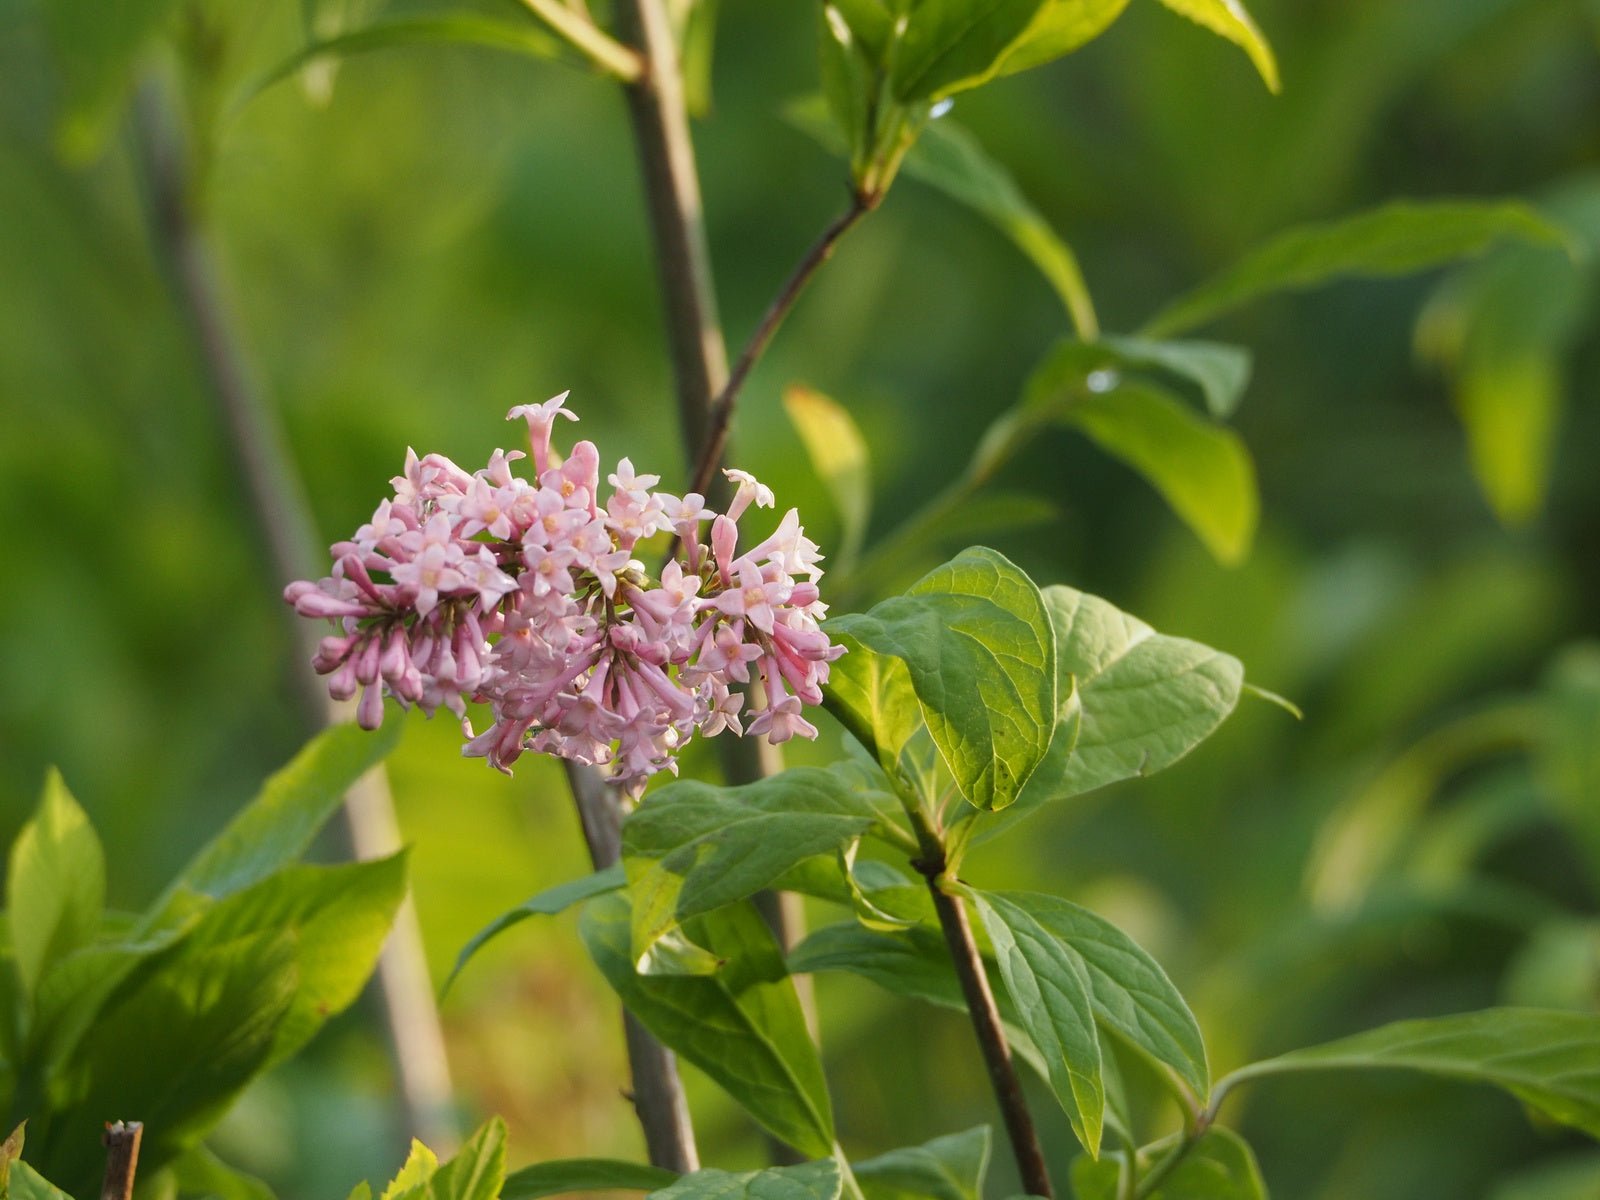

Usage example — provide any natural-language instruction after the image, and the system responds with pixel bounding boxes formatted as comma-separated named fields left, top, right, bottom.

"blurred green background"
left=2, top=0, right=1599, bottom=1195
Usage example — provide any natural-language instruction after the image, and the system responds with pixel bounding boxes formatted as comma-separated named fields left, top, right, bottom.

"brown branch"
left=100, top=1122, right=142, bottom=1200
left=130, top=83, right=459, bottom=1155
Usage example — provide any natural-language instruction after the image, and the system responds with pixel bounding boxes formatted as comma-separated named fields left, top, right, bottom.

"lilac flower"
left=285, top=395, right=844, bottom=795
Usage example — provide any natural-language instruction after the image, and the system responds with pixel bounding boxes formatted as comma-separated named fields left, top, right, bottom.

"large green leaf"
left=1070, top=1129, right=1266, bottom=1200
left=970, top=890, right=1105, bottom=1155
left=975, top=891, right=1207, bottom=1098
left=854, top=1126, right=990, bottom=1200
left=502, top=1159, right=679, bottom=1200
left=581, top=894, right=835, bottom=1157
left=1144, top=200, right=1569, bottom=337
left=902, top=120, right=1097, bottom=335
left=996, top=0, right=1132, bottom=74
left=1081, top=336, right=1254, bottom=420
left=890, top=0, right=1051, bottom=101
left=622, top=769, right=884, bottom=973
left=31, top=928, right=297, bottom=1190
left=648, top=1161, right=840, bottom=1200
left=1011, top=585, right=1243, bottom=813
left=159, top=721, right=402, bottom=915
left=1218, top=1009, right=1600, bottom=1138
left=445, top=865, right=624, bottom=994
left=827, top=548, right=1056, bottom=812
left=1152, top=0, right=1279, bottom=93
left=6, top=1160, right=74, bottom=1200
left=1023, top=342, right=1257, bottom=563
left=7, top=771, right=105, bottom=1000
left=169, top=1143, right=277, bottom=1200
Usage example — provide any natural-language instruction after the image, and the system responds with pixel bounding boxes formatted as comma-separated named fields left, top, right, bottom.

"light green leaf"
left=854, top=1126, right=990, bottom=1200
left=445, top=865, right=624, bottom=995
left=382, top=1141, right=440, bottom=1200
left=622, top=770, right=882, bottom=973
left=582, top=894, right=835, bottom=1158
left=6, top=1160, right=74, bottom=1200
left=891, top=0, right=1051, bottom=101
left=1025, top=343, right=1256, bottom=562
left=784, top=386, right=872, bottom=571
left=827, top=547, right=1056, bottom=812
left=1218, top=1008, right=1600, bottom=1139
left=997, top=0, right=1132, bottom=75
left=648, top=1161, right=840, bottom=1200
left=413, top=1118, right=507, bottom=1200
left=1011, top=585, right=1243, bottom=812
left=970, top=890, right=1105, bottom=1155
left=161, top=721, right=402, bottom=913
left=239, top=17, right=564, bottom=112
left=1145, top=200, right=1570, bottom=338
left=773, top=855, right=932, bottom=929
left=903, top=120, right=1098, bottom=335
left=1087, top=336, right=1254, bottom=420
left=1070, top=1129, right=1265, bottom=1200
left=8, top=771, right=105, bottom=1001
left=170, top=1143, right=276, bottom=1200
left=502, top=1158, right=679, bottom=1200
left=1152, top=0, right=1278, bottom=93
left=977, top=891, right=1206, bottom=1098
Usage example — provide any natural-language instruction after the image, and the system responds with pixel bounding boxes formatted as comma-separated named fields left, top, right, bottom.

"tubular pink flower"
left=507, top=391, right=577, bottom=477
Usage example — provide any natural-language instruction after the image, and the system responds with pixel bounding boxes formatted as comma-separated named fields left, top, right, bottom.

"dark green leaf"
left=1011, top=585, right=1243, bottom=812
left=854, top=1126, right=990, bottom=1200
left=1539, top=645, right=1600, bottom=889
left=502, top=1158, right=678, bottom=1200
left=169, top=1143, right=276, bottom=1200
left=582, top=894, right=835, bottom=1157
left=7, top=770, right=104, bottom=1000
left=1086, top=336, right=1254, bottom=420
left=903, top=120, right=1097, bottom=333
left=1070, top=1129, right=1265, bottom=1200
left=970, top=890, right=1105, bottom=1155
left=622, top=770, right=883, bottom=972
left=1153, top=0, right=1279, bottom=92
left=1219, top=1008, right=1600, bottom=1138
left=827, top=548, right=1056, bottom=811
left=891, top=0, right=1050, bottom=101
left=444, top=865, right=624, bottom=995
left=1488, top=1153, right=1600, bottom=1200
left=1144, top=200, right=1570, bottom=337
left=648, top=1161, right=840, bottom=1200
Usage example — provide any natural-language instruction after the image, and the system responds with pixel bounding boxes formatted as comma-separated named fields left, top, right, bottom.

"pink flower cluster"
left=284, top=394, right=844, bottom=793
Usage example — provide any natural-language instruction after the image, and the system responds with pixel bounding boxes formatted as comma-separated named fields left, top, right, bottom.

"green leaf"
left=169, top=1143, right=276, bottom=1200
left=1011, top=585, right=1243, bottom=812
left=903, top=119, right=1098, bottom=335
left=996, top=0, right=1132, bottom=75
left=582, top=893, right=835, bottom=1157
left=622, top=770, right=883, bottom=973
left=382, top=1141, right=440, bottom=1200
left=8, top=770, right=105, bottom=1000
left=1152, top=0, right=1279, bottom=93
left=162, top=722, right=402, bottom=912
left=502, top=1159, right=679, bottom=1200
left=1084, top=336, right=1254, bottom=420
left=445, top=865, right=624, bottom=995
left=827, top=547, right=1056, bottom=811
left=854, top=1126, right=990, bottom=1200
left=1488, top=1154, right=1600, bottom=1200
left=6, top=1160, right=74, bottom=1200
left=974, top=891, right=1206, bottom=1098
left=1070, top=1129, right=1265, bottom=1200
left=890, top=0, right=1051, bottom=101
left=1024, top=344, right=1257, bottom=563
left=415, top=1118, right=507, bottom=1200
left=32, top=928, right=297, bottom=1190
left=239, top=17, right=563, bottom=113
left=647, top=1161, right=840, bottom=1200
left=1145, top=200, right=1571, bottom=338
left=784, top=386, right=872, bottom=570
left=1, top=1123, right=23, bottom=1191
left=1538, top=646, right=1600, bottom=889
left=970, top=890, right=1105, bottom=1155
left=1219, top=1008, right=1600, bottom=1138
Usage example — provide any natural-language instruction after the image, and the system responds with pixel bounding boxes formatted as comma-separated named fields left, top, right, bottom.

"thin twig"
left=685, top=194, right=875, bottom=502
left=100, top=1122, right=142, bottom=1200
left=130, top=83, right=458, bottom=1155
left=910, top=815, right=1054, bottom=1198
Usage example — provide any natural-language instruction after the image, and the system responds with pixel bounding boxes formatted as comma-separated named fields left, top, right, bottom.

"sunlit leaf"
left=997, top=0, right=1132, bottom=75
left=502, top=1158, right=678, bottom=1200
left=1153, top=0, right=1279, bottom=93
left=7, top=770, right=105, bottom=1000
left=854, top=1126, right=990, bottom=1200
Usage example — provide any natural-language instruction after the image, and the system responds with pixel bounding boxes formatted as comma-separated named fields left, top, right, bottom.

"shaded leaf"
left=1488, top=1153, right=1600, bottom=1200
left=170, top=1144, right=276, bottom=1200
left=582, top=894, right=835, bottom=1157
left=1144, top=200, right=1570, bottom=337
left=1087, top=336, right=1253, bottom=420
left=854, top=1126, right=990, bottom=1200
left=5, top=1161, right=73, bottom=1200
left=7, top=770, right=105, bottom=1000
left=40, top=0, right=179, bottom=161
left=890, top=0, right=1050, bottom=102
left=502, top=1159, right=678, bottom=1200
left=445, top=865, right=624, bottom=995
left=1219, top=1008, right=1600, bottom=1138
left=1071, top=1129, right=1266, bottom=1200
left=970, top=890, right=1105, bottom=1155
left=648, top=1161, right=840, bottom=1200
left=1153, top=0, right=1279, bottom=92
